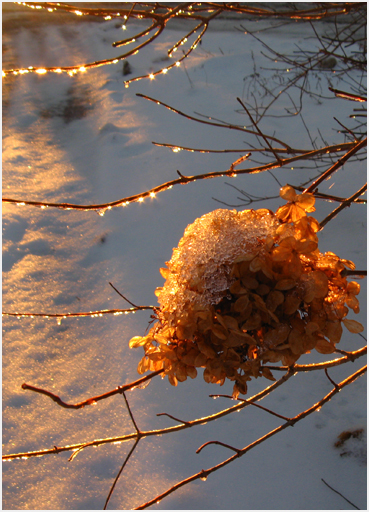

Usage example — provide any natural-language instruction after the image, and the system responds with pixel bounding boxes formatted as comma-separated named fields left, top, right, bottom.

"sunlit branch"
left=261, top=346, right=367, bottom=372
left=3, top=368, right=296, bottom=461
left=3, top=138, right=362, bottom=213
left=4, top=347, right=367, bottom=463
left=21, top=370, right=164, bottom=410
left=304, top=138, right=367, bottom=193
left=208, top=395, right=292, bottom=422
left=3, top=22, right=166, bottom=77
left=134, top=365, right=367, bottom=510
left=2, top=306, right=154, bottom=320
left=329, top=87, right=367, bottom=102
left=319, top=183, right=367, bottom=229
left=124, top=19, right=211, bottom=86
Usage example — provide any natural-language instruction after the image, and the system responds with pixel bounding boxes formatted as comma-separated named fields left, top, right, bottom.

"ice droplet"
left=200, top=475, right=207, bottom=481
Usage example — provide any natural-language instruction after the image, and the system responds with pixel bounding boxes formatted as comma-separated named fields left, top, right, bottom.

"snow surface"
left=2, top=4, right=367, bottom=510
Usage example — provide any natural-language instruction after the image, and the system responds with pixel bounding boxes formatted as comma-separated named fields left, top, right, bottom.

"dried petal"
left=266, top=290, right=284, bottom=312
left=279, top=185, right=297, bottom=201
left=295, top=193, right=315, bottom=210
left=129, top=336, right=147, bottom=348
left=289, top=329, right=304, bottom=355
left=275, top=278, right=296, bottom=291
left=342, top=318, right=364, bottom=333
left=234, top=294, right=250, bottom=312
left=347, top=282, right=360, bottom=295
left=168, top=373, right=178, bottom=386
left=194, top=352, right=208, bottom=367
left=186, top=366, right=198, bottom=379
left=315, top=338, right=336, bottom=354
left=262, top=367, right=276, bottom=381
left=159, top=267, right=170, bottom=279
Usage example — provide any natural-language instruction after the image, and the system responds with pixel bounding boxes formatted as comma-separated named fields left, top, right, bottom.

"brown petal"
left=279, top=185, right=297, bottom=201
left=288, top=329, right=304, bottom=355
left=262, top=367, right=276, bottom=381
left=345, top=295, right=360, bottom=310
left=129, top=336, right=150, bottom=349
left=211, top=325, right=228, bottom=341
left=283, top=293, right=301, bottom=315
left=241, top=275, right=259, bottom=289
left=186, top=366, right=198, bottom=379
left=168, top=373, right=178, bottom=386
left=266, top=290, right=285, bottom=312
left=347, top=281, right=360, bottom=295
left=194, top=352, right=208, bottom=367
left=323, top=321, right=343, bottom=343
left=275, top=278, right=296, bottom=291
left=234, top=294, right=250, bottom=313
left=315, top=338, right=336, bottom=354
left=223, top=315, right=240, bottom=331
left=295, top=193, right=315, bottom=210
left=242, top=312, right=262, bottom=330
left=256, top=283, right=270, bottom=296
left=249, top=257, right=263, bottom=273
left=342, top=318, right=364, bottom=333
left=198, top=340, right=217, bottom=358
left=272, top=246, right=291, bottom=262
left=296, top=239, right=318, bottom=254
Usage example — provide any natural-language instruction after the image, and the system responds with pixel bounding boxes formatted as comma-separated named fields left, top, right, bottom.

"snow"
left=2, top=4, right=366, bottom=511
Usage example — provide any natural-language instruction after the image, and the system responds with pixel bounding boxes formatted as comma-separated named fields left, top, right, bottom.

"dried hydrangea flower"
left=129, top=186, right=363, bottom=395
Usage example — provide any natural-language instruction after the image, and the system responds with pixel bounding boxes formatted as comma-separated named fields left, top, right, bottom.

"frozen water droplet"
left=57, top=318, right=62, bottom=325
left=97, top=209, right=107, bottom=217
left=200, top=475, right=207, bottom=481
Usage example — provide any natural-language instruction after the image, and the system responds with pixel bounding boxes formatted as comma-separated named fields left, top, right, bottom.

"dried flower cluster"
left=129, top=186, right=363, bottom=397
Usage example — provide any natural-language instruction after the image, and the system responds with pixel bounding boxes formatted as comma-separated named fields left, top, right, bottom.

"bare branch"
left=2, top=141, right=359, bottom=212
left=134, top=366, right=367, bottom=510
left=321, top=478, right=360, bottom=510
left=319, top=183, right=367, bottom=229
left=21, top=370, right=164, bottom=410
left=304, top=138, right=367, bottom=193
left=2, top=306, right=153, bottom=320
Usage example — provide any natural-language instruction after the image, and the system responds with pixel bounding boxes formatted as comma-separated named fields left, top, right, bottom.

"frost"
left=158, top=209, right=278, bottom=315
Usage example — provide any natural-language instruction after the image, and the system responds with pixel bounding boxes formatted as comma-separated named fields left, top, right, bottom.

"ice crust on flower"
left=158, top=209, right=279, bottom=314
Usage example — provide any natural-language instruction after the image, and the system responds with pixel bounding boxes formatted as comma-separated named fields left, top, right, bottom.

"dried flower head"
left=129, top=186, right=363, bottom=397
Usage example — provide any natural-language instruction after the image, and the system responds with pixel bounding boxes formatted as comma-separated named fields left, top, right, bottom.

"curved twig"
left=21, top=370, right=164, bottom=410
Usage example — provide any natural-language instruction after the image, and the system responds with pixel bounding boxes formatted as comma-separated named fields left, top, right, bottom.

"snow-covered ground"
left=2, top=4, right=366, bottom=510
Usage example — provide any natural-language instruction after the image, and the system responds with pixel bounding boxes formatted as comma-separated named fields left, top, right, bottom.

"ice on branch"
left=130, top=186, right=363, bottom=398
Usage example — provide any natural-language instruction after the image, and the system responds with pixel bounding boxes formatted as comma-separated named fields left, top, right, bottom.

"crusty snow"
left=2, top=4, right=366, bottom=510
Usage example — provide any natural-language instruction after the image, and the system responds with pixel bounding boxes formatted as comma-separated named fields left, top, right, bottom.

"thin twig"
left=303, top=138, right=367, bottom=194
left=109, top=282, right=141, bottom=309
left=209, top=394, right=292, bottom=422
left=196, top=440, right=241, bottom=455
left=104, top=438, right=140, bottom=510
left=319, top=183, right=367, bottom=229
left=321, top=478, right=360, bottom=510
left=236, top=97, right=283, bottom=162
